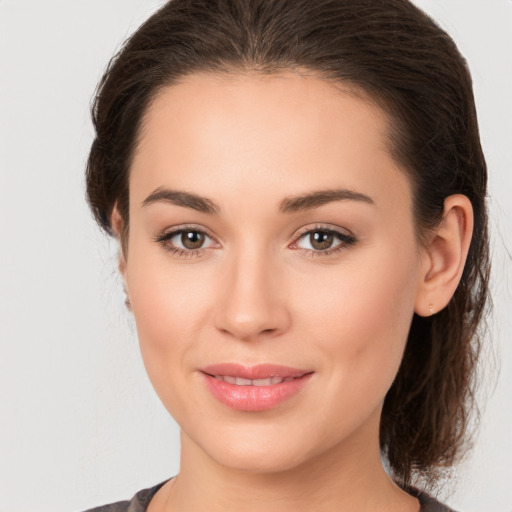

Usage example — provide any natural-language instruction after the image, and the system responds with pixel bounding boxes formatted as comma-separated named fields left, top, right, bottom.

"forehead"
left=130, top=71, right=410, bottom=211
left=139, top=70, right=388, bottom=156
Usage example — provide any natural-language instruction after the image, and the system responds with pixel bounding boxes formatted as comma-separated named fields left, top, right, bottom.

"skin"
left=113, top=71, right=473, bottom=511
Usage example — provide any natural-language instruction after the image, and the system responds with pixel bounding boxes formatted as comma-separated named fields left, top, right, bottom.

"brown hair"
left=86, top=0, right=490, bottom=487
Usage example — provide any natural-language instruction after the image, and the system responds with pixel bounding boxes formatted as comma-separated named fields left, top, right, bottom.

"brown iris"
left=310, top=231, right=334, bottom=250
left=181, top=230, right=205, bottom=249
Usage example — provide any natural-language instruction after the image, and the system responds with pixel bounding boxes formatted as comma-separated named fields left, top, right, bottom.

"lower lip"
left=201, top=373, right=313, bottom=412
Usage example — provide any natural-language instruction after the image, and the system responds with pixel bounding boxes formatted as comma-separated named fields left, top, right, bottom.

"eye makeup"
left=154, top=222, right=357, bottom=259
left=292, top=226, right=357, bottom=257
left=154, top=224, right=220, bottom=258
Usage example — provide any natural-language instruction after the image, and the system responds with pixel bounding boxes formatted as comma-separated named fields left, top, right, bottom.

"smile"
left=200, top=364, right=313, bottom=412
left=212, top=375, right=296, bottom=386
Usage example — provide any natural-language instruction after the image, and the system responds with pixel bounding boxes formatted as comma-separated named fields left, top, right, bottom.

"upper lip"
left=199, top=363, right=311, bottom=380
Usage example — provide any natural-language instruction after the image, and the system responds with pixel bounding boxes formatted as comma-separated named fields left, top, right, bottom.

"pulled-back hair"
left=86, top=0, right=490, bottom=487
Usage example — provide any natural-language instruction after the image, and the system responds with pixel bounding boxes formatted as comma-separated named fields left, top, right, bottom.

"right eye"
left=155, top=227, right=219, bottom=256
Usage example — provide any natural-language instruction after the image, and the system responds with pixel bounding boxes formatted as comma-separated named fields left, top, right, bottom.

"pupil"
left=182, top=231, right=205, bottom=249
left=311, top=231, right=333, bottom=250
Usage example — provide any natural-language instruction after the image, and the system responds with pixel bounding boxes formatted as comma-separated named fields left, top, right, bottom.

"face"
left=122, top=71, right=426, bottom=473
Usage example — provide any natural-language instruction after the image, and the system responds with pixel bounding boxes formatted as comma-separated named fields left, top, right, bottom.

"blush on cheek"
left=307, top=256, right=416, bottom=396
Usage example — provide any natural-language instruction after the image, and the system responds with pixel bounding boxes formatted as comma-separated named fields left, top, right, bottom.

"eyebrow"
left=141, top=187, right=374, bottom=214
left=279, top=188, right=374, bottom=213
left=142, top=187, right=219, bottom=214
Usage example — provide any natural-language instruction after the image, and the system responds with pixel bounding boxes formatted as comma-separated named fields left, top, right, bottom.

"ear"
left=415, top=194, right=474, bottom=316
left=111, top=204, right=128, bottom=283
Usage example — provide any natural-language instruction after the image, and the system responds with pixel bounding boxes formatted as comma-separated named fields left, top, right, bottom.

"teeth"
left=252, top=378, right=273, bottom=386
left=215, top=375, right=295, bottom=386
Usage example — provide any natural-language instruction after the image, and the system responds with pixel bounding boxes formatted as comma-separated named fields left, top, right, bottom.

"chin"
left=187, top=423, right=315, bottom=475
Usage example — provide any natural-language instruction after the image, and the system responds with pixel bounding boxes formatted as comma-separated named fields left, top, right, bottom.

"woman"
left=84, top=0, right=489, bottom=510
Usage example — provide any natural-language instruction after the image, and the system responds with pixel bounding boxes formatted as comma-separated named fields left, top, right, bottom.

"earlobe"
left=415, top=194, right=474, bottom=317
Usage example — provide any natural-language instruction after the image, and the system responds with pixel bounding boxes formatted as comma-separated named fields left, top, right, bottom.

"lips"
left=214, top=375, right=295, bottom=386
left=199, top=363, right=313, bottom=412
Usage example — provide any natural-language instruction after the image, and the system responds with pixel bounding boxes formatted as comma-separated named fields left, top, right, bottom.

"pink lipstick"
left=199, top=363, right=313, bottom=412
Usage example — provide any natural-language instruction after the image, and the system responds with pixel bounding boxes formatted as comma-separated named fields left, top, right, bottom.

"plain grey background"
left=0, top=1, right=511, bottom=511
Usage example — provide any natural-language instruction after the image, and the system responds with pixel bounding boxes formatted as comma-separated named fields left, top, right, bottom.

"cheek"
left=124, top=245, right=214, bottom=389
left=295, top=246, right=419, bottom=396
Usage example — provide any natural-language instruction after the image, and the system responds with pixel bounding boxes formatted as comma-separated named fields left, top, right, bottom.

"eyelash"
left=154, top=224, right=217, bottom=259
left=154, top=224, right=357, bottom=259
left=291, top=224, right=357, bottom=257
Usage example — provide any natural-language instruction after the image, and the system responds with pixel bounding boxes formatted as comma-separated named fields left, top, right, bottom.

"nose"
left=213, top=246, right=291, bottom=341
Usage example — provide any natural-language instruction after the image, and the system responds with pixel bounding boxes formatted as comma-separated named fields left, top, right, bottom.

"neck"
left=161, top=414, right=418, bottom=512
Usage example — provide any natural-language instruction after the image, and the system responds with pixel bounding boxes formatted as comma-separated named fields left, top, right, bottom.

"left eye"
left=295, top=229, right=354, bottom=251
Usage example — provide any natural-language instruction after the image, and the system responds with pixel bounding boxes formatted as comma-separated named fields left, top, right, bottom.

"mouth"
left=199, top=363, right=313, bottom=412
left=210, top=375, right=298, bottom=386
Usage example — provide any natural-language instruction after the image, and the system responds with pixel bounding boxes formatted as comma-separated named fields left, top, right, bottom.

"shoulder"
left=82, top=481, right=169, bottom=512
left=82, top=480, right=456, bottom=512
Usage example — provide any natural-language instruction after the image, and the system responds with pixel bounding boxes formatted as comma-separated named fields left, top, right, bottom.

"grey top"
left=83, top=479, right=456, bottom=512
